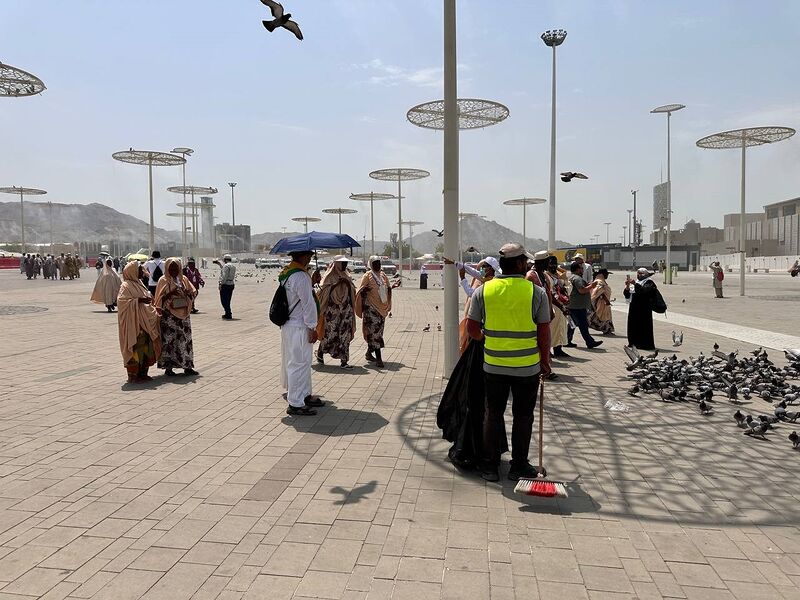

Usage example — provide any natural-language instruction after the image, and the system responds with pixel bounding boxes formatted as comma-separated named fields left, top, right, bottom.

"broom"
left=513, top=379, right=568, bottom=498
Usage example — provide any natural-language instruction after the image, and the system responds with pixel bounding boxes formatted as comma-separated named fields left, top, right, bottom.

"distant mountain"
left=0, top=201, right=180, bottom=246
left=409, top=215, right=571, bottom=255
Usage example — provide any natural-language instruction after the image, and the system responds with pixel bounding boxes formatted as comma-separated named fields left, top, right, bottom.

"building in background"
left=650, top=219, right=724, bottom=246
left=199, top=196, right=215, bottom=250
left=214, top=223, right=251, bottom=253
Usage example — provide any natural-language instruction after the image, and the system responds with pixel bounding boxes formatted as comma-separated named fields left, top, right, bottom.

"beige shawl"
left=355, top=269, right=392, bottom=318
left=117, top=261, right=161, bottom=365
left=317, top=262, right=356, bottom=337
left=90, top=261, right=121, bottom=305
left=153, top=258, right=196, bottom=319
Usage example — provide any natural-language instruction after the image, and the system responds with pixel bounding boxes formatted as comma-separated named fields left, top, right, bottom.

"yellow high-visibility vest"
left=483, top=277, right=539, bottom=369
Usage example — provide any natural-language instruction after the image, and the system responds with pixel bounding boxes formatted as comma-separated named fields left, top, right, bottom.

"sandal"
left=184, top=368, right=199, bottom=376
left=165, top=369, right=177, bottom=377
left=304, top=395, right=325, bottom=407
left=341, top=362, right=353, bottom=369
left=316, top=352, right=324, bottom=365
left=365, top=352, right=376, bottom=363
left=286, top=405, right=317, bottom=416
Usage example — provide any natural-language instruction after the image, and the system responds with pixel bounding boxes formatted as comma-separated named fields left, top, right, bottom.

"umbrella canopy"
left=270, top=231, right=361, bottom=254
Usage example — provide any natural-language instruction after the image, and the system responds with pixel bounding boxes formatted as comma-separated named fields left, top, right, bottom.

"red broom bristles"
left=513, top=478, right=568, bottom=498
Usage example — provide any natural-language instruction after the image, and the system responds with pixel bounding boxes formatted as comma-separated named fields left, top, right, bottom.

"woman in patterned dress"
left=153, top=258, right=198, bottom=377
left=316, top=256, right=357, bottom=369
left=355, top=256, right=399, bottom=368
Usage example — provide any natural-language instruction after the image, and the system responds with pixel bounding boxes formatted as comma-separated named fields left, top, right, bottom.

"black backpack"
left=151, top=261, right=163, bottom=283
left=269, top=270, right=302, bottom=326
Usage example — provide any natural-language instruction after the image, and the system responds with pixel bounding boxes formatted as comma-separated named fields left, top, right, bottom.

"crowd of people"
left=19, top=252, right=84, bottom=280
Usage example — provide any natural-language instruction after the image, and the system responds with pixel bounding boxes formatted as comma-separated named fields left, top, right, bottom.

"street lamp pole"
left=541, top=29, right=567, bottom=251
left=626, top=209, right=633, bottom=247
left=651, top=105, right=685, bottom=283
left=228, top=182, right=237, bottom=253
left=631, top=190, right=638, bottom=267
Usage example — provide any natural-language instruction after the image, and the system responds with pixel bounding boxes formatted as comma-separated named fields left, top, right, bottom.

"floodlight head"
left=171, top=147, right=194, bottom=155
left=541, top=29, right=567, bottom=47
left=0, top=62, right=46, bottom=97
left=228, top=182, right=237, bottom=188
left=651, top=104, right=685, bottom=114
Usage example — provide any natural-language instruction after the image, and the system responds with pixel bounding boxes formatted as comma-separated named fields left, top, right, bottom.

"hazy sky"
left=3, top=0, right=800, bottom=246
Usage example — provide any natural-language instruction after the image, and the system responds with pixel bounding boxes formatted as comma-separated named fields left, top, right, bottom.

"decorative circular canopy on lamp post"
left=0, top=186, right=46, bottom=254
left=540, top=28, right=567, bottom=252
left=322, top=208, right=358, bottom=234
left=0, top=62, right=46, bottom=97
left=291, top=216, right=321, bottom=233
left=112, top=149, right=185, bottom=251
left=400, top=220, right=424, bottom=273
left=503, top=198, right=546, bottom=250
left=407, top=98, right=509, bottom=130
left=696, top=126, right=795, bottom=296
left=168, top=185, right=217, bottom=249
left=407, top=97, right=508, bottom=374
left=369, top=168, right=430, bottom=279
left=349, top=192, right=396, bottom=257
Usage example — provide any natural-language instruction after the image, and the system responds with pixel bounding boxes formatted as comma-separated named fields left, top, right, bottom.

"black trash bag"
left=437, top=339, right=507, bottom=468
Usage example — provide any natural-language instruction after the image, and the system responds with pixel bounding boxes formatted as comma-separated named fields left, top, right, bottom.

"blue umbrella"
left=270, top=231, right=361, bottom=254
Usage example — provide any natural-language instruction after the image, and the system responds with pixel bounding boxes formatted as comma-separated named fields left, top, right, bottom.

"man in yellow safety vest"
left=467, top=243, right=552, bottom=482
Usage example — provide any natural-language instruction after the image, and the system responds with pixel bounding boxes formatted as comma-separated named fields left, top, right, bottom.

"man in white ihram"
left=280, top=250, right=325, bottom=416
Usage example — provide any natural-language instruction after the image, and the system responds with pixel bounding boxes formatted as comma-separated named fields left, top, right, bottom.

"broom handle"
left=538, top=378, right=544, bottom=469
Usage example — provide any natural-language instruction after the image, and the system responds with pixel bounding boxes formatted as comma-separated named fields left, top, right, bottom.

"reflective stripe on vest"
left=483, top=277, right=539, bottom=369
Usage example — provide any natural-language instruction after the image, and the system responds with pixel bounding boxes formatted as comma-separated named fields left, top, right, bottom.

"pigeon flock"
left=625, top=345, right=800, bottom=449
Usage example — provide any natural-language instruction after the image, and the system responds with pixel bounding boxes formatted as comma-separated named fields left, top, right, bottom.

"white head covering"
left=333, top=255, right=349, bottom=262
left=479, top=256, right=501, bottom=274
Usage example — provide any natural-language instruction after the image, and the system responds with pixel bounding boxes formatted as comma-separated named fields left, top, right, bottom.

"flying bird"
left=432, top=229, right=444, bottom=237
left=672, top=331, right=683, bottom=347
left=560, top=171, right=588, bottom=182
left=260, top=0, right=303, bottom=40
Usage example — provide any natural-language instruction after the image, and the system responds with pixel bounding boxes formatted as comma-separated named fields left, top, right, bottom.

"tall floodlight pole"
left=349, top=192, right=395, bottom=257
left=541, top=29, right=567, bottom=251
left=631, top=190, right=638, bottom=267
left=169, top=186, right=217, bottom=252
left=697, top=126, right=795, bottom=296
left=401, top=220, right=424, bottom=274
left=0, top=187, right=47, bottom=254
left=322, top=208, right=358, bottom=234
left=228, top=183, right=237, bottom=252
left=502, top=198, right=545, bottom=251
left=407, top=97, right=509, bottom=373
left=651, top=105, right=685, bottom=283
left=171, top=148, right=194, bottom=257
left=112, top=149, right=185, bottom=251
left=369, top=168, right=430, bottom=279
left=604, top=222, right=612, bottom=243
left=291, top=216, right=321, bottom=234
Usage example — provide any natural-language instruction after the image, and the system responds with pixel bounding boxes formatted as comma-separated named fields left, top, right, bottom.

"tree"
left=435, top=242, right=445, bottom=256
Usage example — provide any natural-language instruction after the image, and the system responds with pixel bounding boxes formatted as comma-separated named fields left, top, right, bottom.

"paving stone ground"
left=1, top=267, right=800, bottom=600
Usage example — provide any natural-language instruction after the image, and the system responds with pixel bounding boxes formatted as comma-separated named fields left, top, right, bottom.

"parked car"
left=350, top=260, right=366, bottom=274
left=256, top=258, right=282, bottom=269
left=381, top=260, right=398, bottom=276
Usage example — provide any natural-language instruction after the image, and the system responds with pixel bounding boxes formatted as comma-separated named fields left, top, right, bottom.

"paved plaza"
left=1, top=267, right=800, bottom=600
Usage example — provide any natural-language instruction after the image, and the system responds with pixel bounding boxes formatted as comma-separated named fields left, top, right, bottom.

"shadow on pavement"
left=330, top=480, right=378, bottom=505
left=281, top=404, right=389, bottom=436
